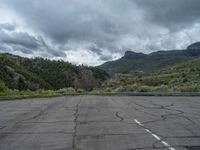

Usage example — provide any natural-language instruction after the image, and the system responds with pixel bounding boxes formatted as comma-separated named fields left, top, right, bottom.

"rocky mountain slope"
left=98, top=42, right=200, bottom=74
left=103, top=57, right=200, bottom=92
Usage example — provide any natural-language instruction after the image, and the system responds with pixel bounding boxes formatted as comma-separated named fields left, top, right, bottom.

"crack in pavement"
left=115, top=112, right=124, bottom=122
left=112, top=104, right=169, bottom=150
left=127, top=99, right=184, bottom=123
left=18, top=101, right=63, bottom=123
left=19, top=121, right=74, bottom=123
left=134, top=108, right=158, bottom=117
left=72, top=97, right=82, bottom=150
left=0, top=132, right=74, bottom=134
left=129, top=98, right=200, bottom=149
left=165, top=135, right=200, bottom=138
left=112, top=97, right=200, bottom=150
left=127, top=146, right=168, bottom=150
left=0, top=126, right=6, bottom=130
left=138, top=104, right=200, bottom=136
left=153, top=135, right=200, bottom=149
left=131, top=99, right=199, bottom=127
left=76, top=133, right=149, bottom=138
left=127, top=145, right=188, bottom=150
left=131, top=100, right=174, bottom=110
left=141, top=110, right=184, bottom=125
left=0, top=101, right=62, bottom=141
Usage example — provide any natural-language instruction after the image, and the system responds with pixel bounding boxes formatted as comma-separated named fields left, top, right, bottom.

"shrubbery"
left=57, top=87, right=78, bottom=95
left=103, top=58, right=200, bottom=92
left=0, top=80, right=6, bottom=92
left=137, top=86, right=151, bottom=92
left=174, top=85, right=200, bottom=92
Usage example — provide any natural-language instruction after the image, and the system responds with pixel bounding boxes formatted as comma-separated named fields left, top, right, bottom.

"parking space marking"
left=134, top=119, right=175, bottom=150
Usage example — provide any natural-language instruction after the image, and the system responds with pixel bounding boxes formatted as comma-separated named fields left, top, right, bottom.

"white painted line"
left=134, top=119, right=144, bottom=126
left=151, top=133, right=161, bottom=141
left=145, top=129, right=151, bottom=133
left=134, top=119, right=176, bottom=150
left=162, top=141, right=170, bottom=146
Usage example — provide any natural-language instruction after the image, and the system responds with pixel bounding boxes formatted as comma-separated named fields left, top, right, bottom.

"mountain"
left=187, top=42, right=200, bottom=50
left=0, top=53, right=109, bottom=91
left=98, top=42, right=200, bottom=74
left=103, top=57, right=200, bottom=92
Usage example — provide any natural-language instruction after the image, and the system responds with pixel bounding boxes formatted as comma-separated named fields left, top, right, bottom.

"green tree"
left=18, top=77, right=27, bottom=90
left=0, top=80, right=6, bottom=92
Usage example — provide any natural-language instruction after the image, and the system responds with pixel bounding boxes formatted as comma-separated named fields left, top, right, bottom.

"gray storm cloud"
left=0, top=23, right=66, bottom=57
left=134, top=0, right=200, bottom=30
left=0, top=0, right=200, bottom=65
left=0, top=23, right=15, bottom=31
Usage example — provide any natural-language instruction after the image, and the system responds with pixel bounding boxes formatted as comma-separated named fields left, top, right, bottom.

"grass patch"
left=0, top=87, right=117, bottom=101
left=0, top=89, right=61, bottom=101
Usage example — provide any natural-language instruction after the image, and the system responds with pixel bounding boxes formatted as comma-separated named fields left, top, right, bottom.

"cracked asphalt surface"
left=0, top=96, right=200, bottom=150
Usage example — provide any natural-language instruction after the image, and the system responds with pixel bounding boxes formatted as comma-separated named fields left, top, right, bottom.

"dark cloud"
left=0, top=29, right=66, bottom=57
left=89, top=46, right=103, bottom=56
left=133, top=0, right=200, bottom=31
left=0, top=0, right=200, bottom=65
left=12, top=45, right=33, bottom=54
left=89, top=46, right=112, bottom=61
left=99, top=55, right=112, bottom=61
left=3, top=0, right=138, bottom=48
left=0, top=31, right=39, bottom=49
left=0, top=23, right=15, bottom=31
left=0, top=45, right=11, bottom=53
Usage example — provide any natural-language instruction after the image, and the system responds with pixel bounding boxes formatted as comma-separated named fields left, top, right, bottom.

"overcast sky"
left=0, top=0, right=200, bottom=66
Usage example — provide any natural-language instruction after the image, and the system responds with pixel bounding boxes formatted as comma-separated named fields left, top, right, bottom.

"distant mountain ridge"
left=187, top=42, right=200, bottom=50
left=98, top=42, right=200, bottom=74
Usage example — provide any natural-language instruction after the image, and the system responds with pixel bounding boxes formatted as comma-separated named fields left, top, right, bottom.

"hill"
left=103, top=57, right=200, bottom=92
left=98, top=42, right=200, bottom=74
left=0, top=53, right=109, bottom=91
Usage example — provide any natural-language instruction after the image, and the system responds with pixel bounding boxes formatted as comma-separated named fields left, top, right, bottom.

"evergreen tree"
left=18, top=77, right=27, bottom=90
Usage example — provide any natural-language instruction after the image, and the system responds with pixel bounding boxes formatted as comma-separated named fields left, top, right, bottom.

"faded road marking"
left=134, top=119, right=175, bottom=150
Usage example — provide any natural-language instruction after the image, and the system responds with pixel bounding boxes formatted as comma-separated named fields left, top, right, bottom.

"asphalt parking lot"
left=0, top=96, right=200, bottom=150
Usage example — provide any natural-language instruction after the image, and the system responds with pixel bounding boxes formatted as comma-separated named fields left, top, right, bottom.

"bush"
left=57, top=87, right=76, bottom=95
left=4, top=89, right=20, bottom=96
left=77, top=89, right=85, bottom=93
left=137, top=86, right=151, bottom=92
left=66, top=87, right=76, bottom=94
left=178, top=85, right=200, bottom=92
left=154, top=85, right=169, bottom=92
left=57, top=88, right=68, bottom=94
left=113, top=86, right=125, bottom=92
left=0, top=80, right=6, bottom=92
left=104, top=88, right=112, bottom=92
left=18, top=77, right=27, bottom=91
left=125, top=84, right=138, bottom=92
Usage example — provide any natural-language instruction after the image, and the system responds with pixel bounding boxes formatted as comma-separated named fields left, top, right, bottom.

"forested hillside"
left=0, top=53, right=109, bottom=91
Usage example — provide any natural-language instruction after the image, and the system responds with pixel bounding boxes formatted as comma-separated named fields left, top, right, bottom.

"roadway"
left=0, top=96, right=200, bottom=150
